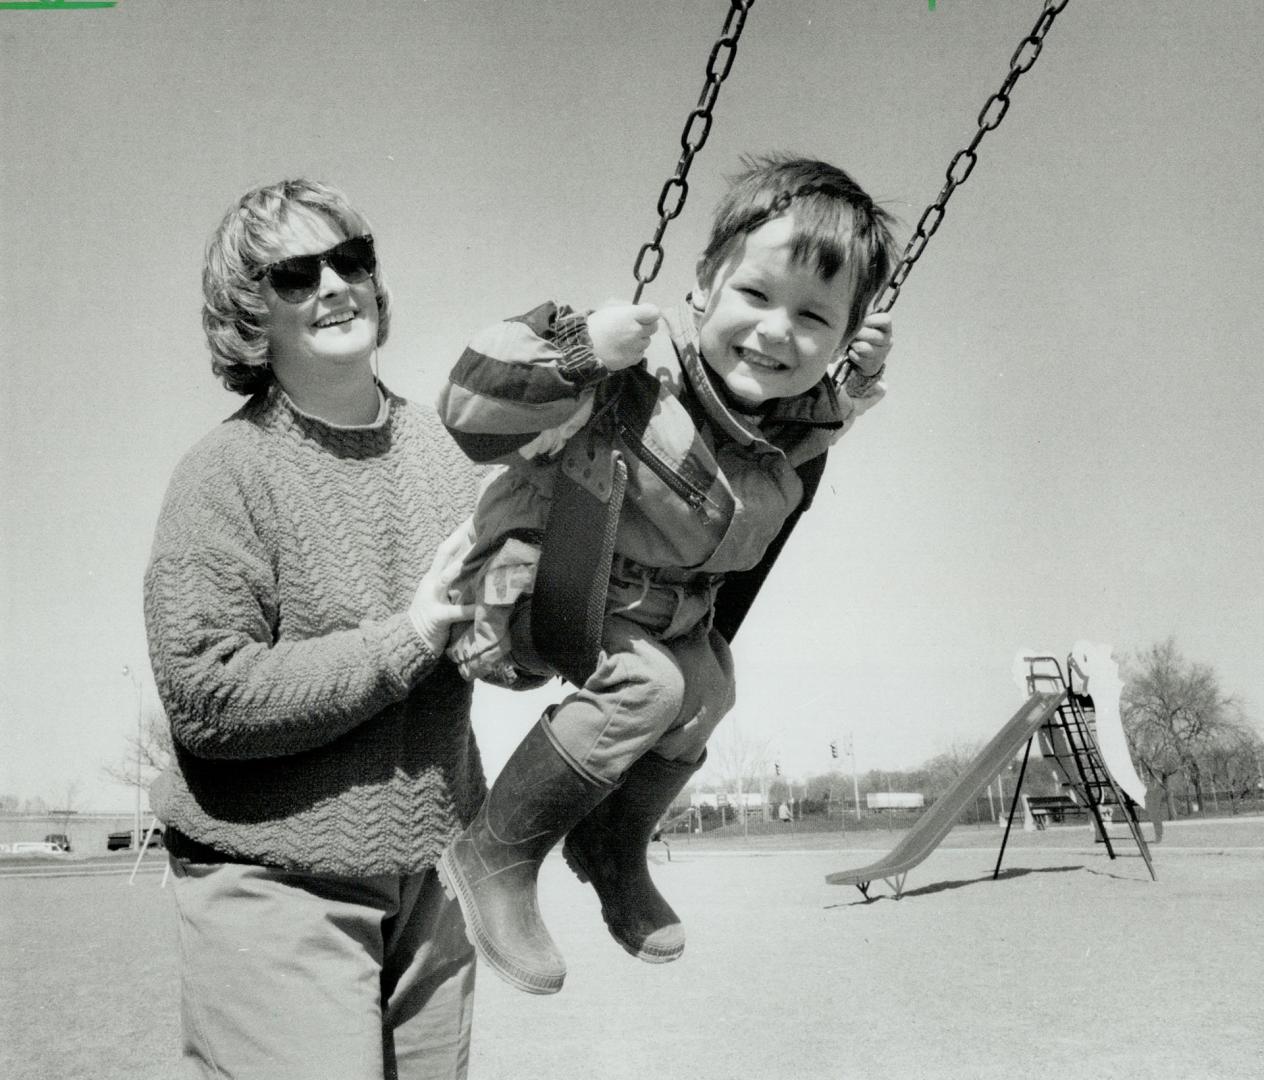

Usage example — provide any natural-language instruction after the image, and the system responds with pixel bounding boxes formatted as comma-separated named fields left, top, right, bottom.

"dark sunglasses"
left=254, top=235, right=376, bottom=303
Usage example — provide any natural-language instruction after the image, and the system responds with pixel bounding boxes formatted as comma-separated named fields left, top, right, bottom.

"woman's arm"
left=144, top=462, right=440, bottom=761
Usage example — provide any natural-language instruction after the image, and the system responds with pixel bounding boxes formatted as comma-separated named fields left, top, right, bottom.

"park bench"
left=1025, top=793, right=1084, bottom=828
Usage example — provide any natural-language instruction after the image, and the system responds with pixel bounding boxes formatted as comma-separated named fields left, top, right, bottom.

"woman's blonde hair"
left=202, top=179, right=392, bottom=396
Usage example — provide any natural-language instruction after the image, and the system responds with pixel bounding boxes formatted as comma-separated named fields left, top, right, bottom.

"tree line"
left=699, top=637, right=1262, bottom=823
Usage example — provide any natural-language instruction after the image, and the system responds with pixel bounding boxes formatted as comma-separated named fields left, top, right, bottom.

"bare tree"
left=52, top=779, right=81, bottom=834
left=708, top=720, right=771, bottom=831
left=1121, top=637, right=1253, bottom=817
left=1199, top=724, right=1264, bottom=814
left=921, top=739, right=986, bottom=798
left=102, top=700, right=173, bottom=796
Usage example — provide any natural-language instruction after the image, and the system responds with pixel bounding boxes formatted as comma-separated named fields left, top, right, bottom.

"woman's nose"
left=318, top=263, right=351, bottom=297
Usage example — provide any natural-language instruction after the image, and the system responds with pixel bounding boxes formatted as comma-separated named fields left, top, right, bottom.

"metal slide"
left=825, top=690, right=1066, bottom=898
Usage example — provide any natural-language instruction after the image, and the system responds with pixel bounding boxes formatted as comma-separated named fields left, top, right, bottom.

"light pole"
left=847, top=733, right=862, bottom=823
left=121, top=665, right=142, bottom=850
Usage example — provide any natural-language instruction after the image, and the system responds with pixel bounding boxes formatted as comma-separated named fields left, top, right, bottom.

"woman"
left=144, top=179, right=482, bottom=1079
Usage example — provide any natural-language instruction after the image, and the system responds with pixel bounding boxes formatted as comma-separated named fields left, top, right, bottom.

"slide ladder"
left=995, top=655, right=1155, bottom=881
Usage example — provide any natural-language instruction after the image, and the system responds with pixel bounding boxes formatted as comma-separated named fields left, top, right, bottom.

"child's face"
left=694, top=213, right=855, bottom=405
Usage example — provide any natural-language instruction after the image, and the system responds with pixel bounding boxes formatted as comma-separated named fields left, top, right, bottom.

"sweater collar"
left=265, top=380, right=392, bottom=432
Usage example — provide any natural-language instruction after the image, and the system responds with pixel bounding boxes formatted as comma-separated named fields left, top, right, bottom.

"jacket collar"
left=665, top=297, right=846, bottom=449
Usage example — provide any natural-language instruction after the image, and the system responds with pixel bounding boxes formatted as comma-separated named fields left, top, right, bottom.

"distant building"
left=866, top=792, right=925, bottom=811
left=692, top=791, right=765, bottom=810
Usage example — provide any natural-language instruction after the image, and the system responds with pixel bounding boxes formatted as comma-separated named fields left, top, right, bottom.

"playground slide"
left=825, top=690, right=1066, bottom=895
left=1011, top=642, right=1149, bottom=808
left=1070, top=641, right=1148, bottom=806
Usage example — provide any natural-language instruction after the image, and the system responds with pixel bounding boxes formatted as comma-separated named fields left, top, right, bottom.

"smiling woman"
left=201, top=180, right=392, bottom=417
left=141, top=178, right=485, bottom=1079
left=256, top=220, right=382, bottom=423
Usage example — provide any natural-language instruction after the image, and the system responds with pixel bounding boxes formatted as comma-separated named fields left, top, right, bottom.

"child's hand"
left=846, top=312, right=893, bottom=377
left=587, top=302, right=661, bottom=371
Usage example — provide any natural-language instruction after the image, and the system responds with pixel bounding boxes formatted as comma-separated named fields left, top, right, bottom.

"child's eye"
left=737, top=286, right=767, bottom=301
left=802, top=310, right=831, bottom=327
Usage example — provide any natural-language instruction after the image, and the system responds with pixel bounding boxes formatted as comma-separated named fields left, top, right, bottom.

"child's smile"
left=694, top=213, right=856, bottom=405
left=732, top=345, right=789, bottom=372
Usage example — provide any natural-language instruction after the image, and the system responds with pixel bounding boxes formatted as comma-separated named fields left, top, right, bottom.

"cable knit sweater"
left=144, top=383, right=485, bottom=875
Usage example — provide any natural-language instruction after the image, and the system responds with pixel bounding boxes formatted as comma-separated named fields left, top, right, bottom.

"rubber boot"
left=562, top=750, right=703, bottom=963
left=437, top=713, right=615, bottom=994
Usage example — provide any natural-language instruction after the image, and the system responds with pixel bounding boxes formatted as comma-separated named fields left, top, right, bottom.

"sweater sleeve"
left=436, top=301, right=609, bottom=464
left=144, top=452, right=437, bottom=761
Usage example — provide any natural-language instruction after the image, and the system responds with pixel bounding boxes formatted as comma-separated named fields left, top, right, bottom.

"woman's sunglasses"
left=254, top=235, right=376, bottom=303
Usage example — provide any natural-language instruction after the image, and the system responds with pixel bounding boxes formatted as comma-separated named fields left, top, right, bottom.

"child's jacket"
left=438, top=299, right=883, bottom=658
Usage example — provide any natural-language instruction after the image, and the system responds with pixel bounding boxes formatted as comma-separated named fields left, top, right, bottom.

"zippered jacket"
left=438, top=298, right=884, bottom=625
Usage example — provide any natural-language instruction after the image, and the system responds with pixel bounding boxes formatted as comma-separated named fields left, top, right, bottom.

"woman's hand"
left=408, top=522, right=476, bottom=654
left=845, top=311, right=893, bottom=377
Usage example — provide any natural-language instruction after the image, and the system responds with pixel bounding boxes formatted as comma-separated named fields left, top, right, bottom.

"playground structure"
left=826, top=644, right=1156, bottom=898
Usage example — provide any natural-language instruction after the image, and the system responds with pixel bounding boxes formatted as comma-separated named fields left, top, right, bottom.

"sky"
left=2, top=0, right=1262, bottom=812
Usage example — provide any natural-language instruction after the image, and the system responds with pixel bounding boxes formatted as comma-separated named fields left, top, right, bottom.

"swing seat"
left=530, top=457, right=629, bottom=687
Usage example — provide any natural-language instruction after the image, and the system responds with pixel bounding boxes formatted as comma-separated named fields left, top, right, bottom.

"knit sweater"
left=144, top=384, right=485, bottom=875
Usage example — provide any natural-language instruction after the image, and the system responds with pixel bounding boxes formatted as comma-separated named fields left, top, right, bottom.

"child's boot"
left=562, top=750, right=703, bottom=963
left=437, top=712, right=615, bottom=994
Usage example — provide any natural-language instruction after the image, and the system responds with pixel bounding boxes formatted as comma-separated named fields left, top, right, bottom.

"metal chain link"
left=631, top=0, right=755, bottom=303
left=873, top=0, right=1070, bottom=317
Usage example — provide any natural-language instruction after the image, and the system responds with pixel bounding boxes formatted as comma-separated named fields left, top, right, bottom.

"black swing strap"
left=529, top=459, right=629, bottom=688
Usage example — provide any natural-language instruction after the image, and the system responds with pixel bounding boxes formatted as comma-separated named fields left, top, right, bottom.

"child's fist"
left=587, top=302, right=661, bottom=371
left=846, top=312, right=893, bottom=377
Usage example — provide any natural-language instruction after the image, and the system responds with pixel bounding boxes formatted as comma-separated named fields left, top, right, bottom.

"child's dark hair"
left=696, top=154, right=899, bottom=342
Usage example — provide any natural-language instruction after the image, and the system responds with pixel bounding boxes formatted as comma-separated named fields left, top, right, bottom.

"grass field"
left=2, top=819, right=1261, bottom=1079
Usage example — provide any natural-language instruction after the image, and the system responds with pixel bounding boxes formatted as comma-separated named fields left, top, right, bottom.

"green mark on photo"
left=0, top=1, right=117, bottom=9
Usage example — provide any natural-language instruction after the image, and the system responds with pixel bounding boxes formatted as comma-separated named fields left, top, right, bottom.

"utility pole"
left=121, top=665, right=143, bottom=850
left=847, top=733, right=861, bottom=823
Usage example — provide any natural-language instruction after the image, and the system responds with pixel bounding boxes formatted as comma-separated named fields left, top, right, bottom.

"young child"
left=436, top=155, right=898, bottom=994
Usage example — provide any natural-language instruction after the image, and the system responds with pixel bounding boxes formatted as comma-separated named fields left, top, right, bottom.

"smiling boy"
left=435, top=155, right=898, bottom=995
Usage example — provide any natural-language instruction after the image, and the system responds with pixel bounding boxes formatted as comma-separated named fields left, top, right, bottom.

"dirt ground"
left=2, top=818, right=1261, bottom=1080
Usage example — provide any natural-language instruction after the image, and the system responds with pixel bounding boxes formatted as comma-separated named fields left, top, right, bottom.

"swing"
left=530, top=0, right=1071, bottom=687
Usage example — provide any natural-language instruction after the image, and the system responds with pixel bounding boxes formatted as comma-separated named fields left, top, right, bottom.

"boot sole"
left=561, top=843, right=684, bottom=964
left=437, top=849, right=565, bottom=995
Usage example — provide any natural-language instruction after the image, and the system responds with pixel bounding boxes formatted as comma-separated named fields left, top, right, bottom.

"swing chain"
left=874, top=0, right=1070, bottom=316
left=632, top=0, right=755, bottom=302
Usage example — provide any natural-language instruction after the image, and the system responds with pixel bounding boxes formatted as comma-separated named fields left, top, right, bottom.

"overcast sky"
left=3, top=0, right=1261, bottom=811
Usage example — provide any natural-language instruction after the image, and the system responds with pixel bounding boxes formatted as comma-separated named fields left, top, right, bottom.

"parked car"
left=44, top=833, right=71, bottom=852
left=106, top=828, right=164, bottom=851
left=11, top=841, right=66, bottom=855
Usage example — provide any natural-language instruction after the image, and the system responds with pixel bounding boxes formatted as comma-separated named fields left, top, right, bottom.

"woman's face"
left=259, top=210, right=379, bottom=396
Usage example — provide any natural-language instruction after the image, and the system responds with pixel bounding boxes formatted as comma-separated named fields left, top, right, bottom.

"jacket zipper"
left=617, top=420, right=711, bottom=521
